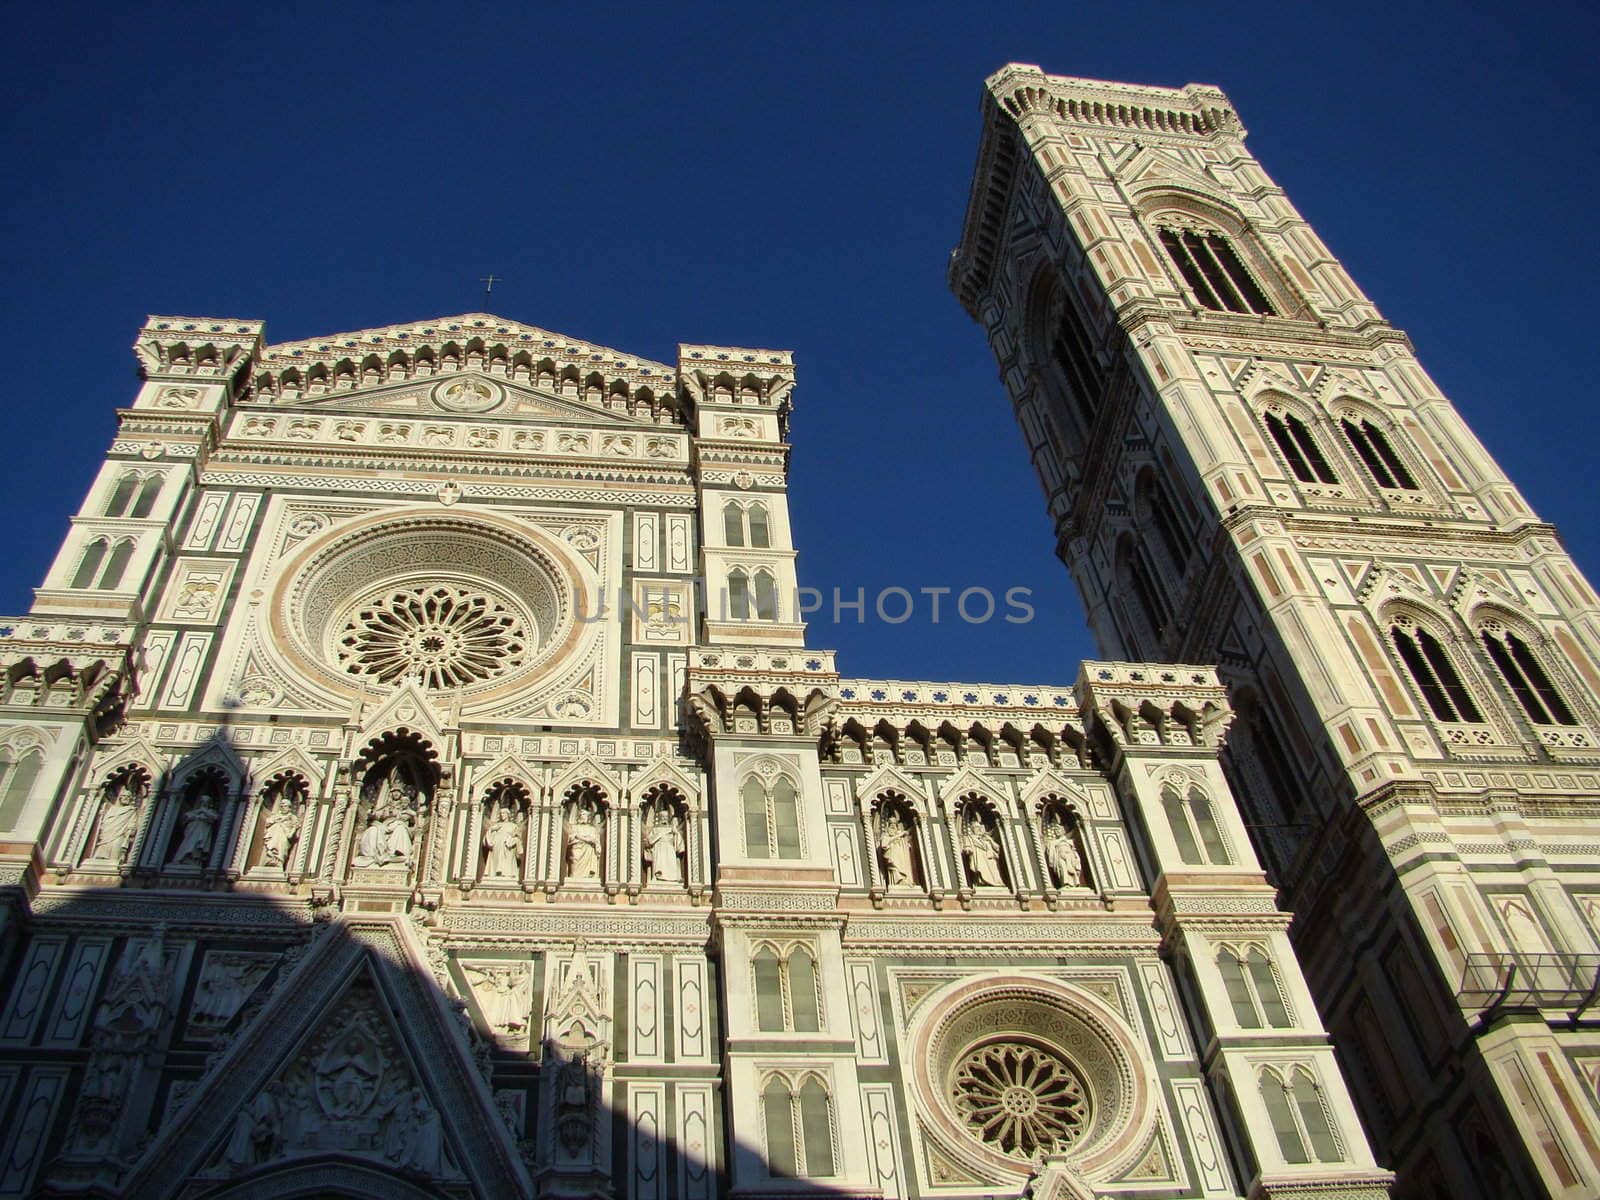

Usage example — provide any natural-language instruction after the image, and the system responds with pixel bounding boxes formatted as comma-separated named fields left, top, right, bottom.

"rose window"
left=336, top=584, right=529, bottom=689
left=950, top=1040, right=1089, bottom=1159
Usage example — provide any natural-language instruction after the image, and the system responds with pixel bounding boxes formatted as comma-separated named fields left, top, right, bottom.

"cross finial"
left=480, top=273, right=501, bottom=298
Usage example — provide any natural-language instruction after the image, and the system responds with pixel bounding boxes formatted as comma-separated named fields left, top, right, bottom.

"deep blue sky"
left=3, top=3, right=1596, bottom=689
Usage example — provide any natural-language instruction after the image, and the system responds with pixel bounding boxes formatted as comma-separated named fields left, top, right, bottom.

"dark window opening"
left=1159, top=227, right=1275, bottom=316
left=1484, top=631, right=1577, bottom=726
left=1341, top=419, right=1417, bottom=490
left=1264, top=413, right=1337, bottom=485
left=1393, top=625, right=1482, bottom=723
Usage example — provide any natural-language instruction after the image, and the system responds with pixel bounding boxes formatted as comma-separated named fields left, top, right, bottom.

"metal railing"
left=1457, top=952, right=1600, bottom=1020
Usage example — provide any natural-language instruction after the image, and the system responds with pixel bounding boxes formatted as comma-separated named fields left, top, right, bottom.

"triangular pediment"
left=250, top=313, right=679, bottom=429
left=122, top=919, right=528, bottom=1199
left=1121, top=146, right=1226, bottom=200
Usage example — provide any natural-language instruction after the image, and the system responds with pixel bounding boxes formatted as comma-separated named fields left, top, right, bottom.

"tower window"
left=1263, top=412, right=1338, bottom=485
left=723, top=500, right=772, bottom=549
left=1341, top=419, right=1417, bottom=490
left=1217, top=946, right=1293, bottom=1028
left=1158, top=228, right=1275, bottom=315
left=752, top=943, right=822, bottom=1033
left=761, top=1074, right=836, bottom=1178
left=1161, top=783, right=1231, bottom=866
left=742, top=770, right=803, bottom=859
left=1117, top=538, right=1171, bottom=646
left=70, top=538, right=136, bottom=591
left=1139, top=469, right=1191, bottom=570
left=1482, top=627, right=1577, bottom=726
left=1391, top=622, right=1482, bottom=723
left=1260, top=1068, right=1342, bottom=1164
left=1040, top=282, right=1104, bottom=432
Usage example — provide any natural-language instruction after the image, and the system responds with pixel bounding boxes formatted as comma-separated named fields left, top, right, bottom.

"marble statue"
left=876, top=807, right=916, bottom=885
left=642, top=804, right=684, bottom=884
left=962, top=812, right=1004, bottom=887
left=260, top=788, right=302, bottom=868
left=170, top=794, right=220, bottom=867
left=1044, top=814, right=1087, bottom=888
left=481, top=801, right=524, bottom=880
left=564, top=802, right=602, bottom=881
left=87, top=780, right=143, bottom=863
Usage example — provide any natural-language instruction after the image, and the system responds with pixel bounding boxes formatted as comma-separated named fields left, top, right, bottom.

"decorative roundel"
left=432, top=376, right=503, bottom=413
left=271, top=512, right=593, bottom=701
left=951, top=1039, right=1091, bottom=1158
left=335, top=582, right=530, bottom=690
left=908, top=977, right=1156, bottom=1182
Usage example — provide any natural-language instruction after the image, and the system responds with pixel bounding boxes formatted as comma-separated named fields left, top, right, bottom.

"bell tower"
left=952, top=65, right=1600, bottom=1200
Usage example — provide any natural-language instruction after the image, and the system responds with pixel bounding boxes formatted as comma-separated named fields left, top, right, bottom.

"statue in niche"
left=86, top=774, right=146, bottom=864
left=555, top=1050, right=596, bottom=1155
left=352, top=773, right=422, bottom=868
left=170, top=787, right=221, bottom=867
left=875, top=805, right=917, bottom=886
left=481, top=800, right=524, bottom=880
left=1043, top=809, right=1089, bottom=889
left=960, top=809, right=1005, bottom=887
left=563, top=800, right=603, bottom=881
left=260, top=782, right=304, bottom=869
left=641, top=802, right=684, bottom=884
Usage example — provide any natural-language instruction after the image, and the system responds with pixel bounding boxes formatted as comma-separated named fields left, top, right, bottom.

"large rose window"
left=910, top=978, right=1155, bottom=1182
left=271, top=513, right=591, bottom=701
left=951, top=1039, right=1090, bottom=1158
left=336, top=583, right=530, bottom=689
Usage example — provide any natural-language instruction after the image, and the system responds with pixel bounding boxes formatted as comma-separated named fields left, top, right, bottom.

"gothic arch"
left=1134, top=188, right=1301, bottom=318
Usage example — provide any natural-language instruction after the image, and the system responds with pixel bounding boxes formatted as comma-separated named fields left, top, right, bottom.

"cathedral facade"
left=0, top=294, right=1397, bottom=1200
left=951, top=65, right=1600, bottom=1200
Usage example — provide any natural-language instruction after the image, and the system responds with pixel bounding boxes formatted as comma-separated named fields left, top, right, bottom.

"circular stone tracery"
left=951, top=1039, right=1090, bottom=1158
left=336, top=583, right=530, bottom=689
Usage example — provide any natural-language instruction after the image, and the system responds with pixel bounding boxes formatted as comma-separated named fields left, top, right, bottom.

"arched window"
left=1138, top=468, right=1190, bottom=571
left=747, top=503, right=771, bottom=548
left=100, top=540, right=135, bottom=590
left=1481, top=625, right=1577, bottom=726
left=1161, top=783, right=1230, bottom=866
left=71, top=540, right=108, bottom=589
left=104, top=473, right=139, bottom=518
left=1340, top=418, right=1417, bottom=490
left=741, top=775, right=771, bottom=858
left=787, top=948, right=820, bottom=1032
left=761, top=1075, right=836, bottom=1178
left=1261, top=1067, right=1341, bottom=1163
left=1261, top=1071, right=1308, bottom=1163
left=797, top=1078, right=836, bottom=1176
left=1116, top=536, right=1171, bottom=648
left=131, top=475, right=162, bottom=519
left=1217, top=947, right=1292, bottom=1028
left=753, top=570, right=778, bottom=621
left=723, top=501, right=772, bottom=549
left=0, top=748, right=42, bottom=830
left=754, top=947, right=786, bottom=1031
left=742, top=770, right=803, bottom=860
left=1292, top=1070, right=1341, bottom=1161
left=723, top=501, right=745, bottom=547
left=1031, top=274, right=1105, bottom=434
left=751, top=943, right=822, bottom=1033
left=727, top=569, right=751, bottom=620
left=772, top=776, right=801, bottom=857
left=1263, top=411, right=1338, bottom=485
left=1158, top=227, right=1275, bottom=315
left=1390, top=619, right=1482, bottom=723
left=762, top=1078, right=799, bottom=1177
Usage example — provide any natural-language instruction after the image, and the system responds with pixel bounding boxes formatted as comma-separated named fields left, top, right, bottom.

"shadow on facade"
left=0, top=702, right=858, bottom=1199
left=0, top=882, right=885, bottom=1200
